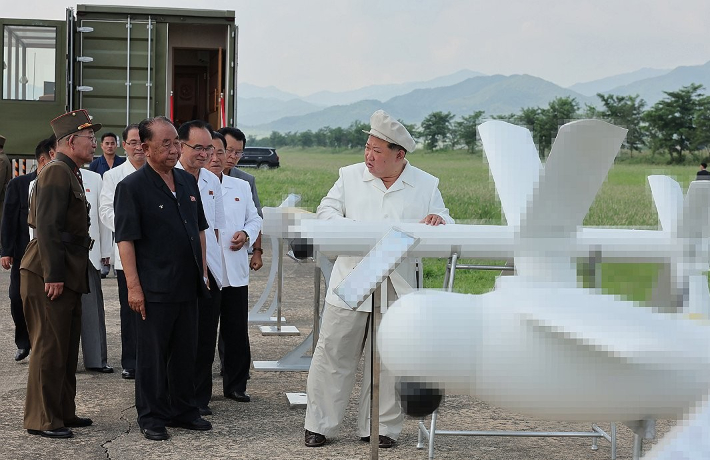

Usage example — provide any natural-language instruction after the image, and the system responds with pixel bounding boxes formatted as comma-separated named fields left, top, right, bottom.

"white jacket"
left=98, top=160, right=139, bottom=270
left=317, top=161, right=453, bottom=311
left=81, top=169, right=113, bottom=271
left=176, top=163, right=226, bottom=286
left=219, top=174, right=262, bottom=288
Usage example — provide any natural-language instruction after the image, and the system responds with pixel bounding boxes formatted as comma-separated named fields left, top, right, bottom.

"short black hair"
left=122, top=124, right=140, bottom=142
left=178, top=120, right=213, bottom=141
left=702, top=162, right=708, bottom=169
left=101, top=132, right=118, bottom=143
left=218, top=127, right=247, bottom=147
left=34, top=135, right=55, bottom=161
left=138, top=116, right=173, bottom=143
left=211, top=131, right=227, bottom=149
left=388, top=142, right=406, bottom=153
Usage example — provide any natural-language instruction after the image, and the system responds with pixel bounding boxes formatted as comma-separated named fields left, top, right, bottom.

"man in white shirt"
left=304, top=110, right=453, bottom=449
left=79, top=168, right=113, bottom=373
left=98, top=124, right=145, bottom=379
left=208, top=131, right=261, bottom=404
left=176, top=120, right=226, bottom=415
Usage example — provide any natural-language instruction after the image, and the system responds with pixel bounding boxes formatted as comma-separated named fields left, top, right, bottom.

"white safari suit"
left=304, top=161, right=453, bottom=440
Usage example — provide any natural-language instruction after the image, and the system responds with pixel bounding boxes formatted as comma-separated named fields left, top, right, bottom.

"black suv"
left=238, top=147, right=280, bottom=169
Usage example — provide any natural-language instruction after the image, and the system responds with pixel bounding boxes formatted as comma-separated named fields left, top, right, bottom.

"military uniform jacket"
left=20, top=152, right=90, bottom=294
left=114, top=163, right=209, bottom=303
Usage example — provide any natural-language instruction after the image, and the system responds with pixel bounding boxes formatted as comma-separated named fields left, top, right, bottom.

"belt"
left=60, top=232, right=94, bottom=250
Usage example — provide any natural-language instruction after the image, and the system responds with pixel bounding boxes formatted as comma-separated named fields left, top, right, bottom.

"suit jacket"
left=1, top=171, right=36, bottom=259
left=20, top=153, right=90, bottom=294
left=98, top=159, right=139, bottom=269
left=0, top=153, right=13, bottom=229
left=219, top=174, right=262, bottom=288
left=317, top=161, right=453, bottom=312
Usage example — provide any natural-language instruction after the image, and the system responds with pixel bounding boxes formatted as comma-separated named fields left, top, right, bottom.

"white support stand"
left=254, top=253, right=333, bottom=372
left=259, top=237, right=300, bottom=336
left=250, top=194, right=301, bottom=326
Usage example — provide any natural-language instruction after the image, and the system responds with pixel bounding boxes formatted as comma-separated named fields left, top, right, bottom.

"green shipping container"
left=1, top=4, right=239, bottom=160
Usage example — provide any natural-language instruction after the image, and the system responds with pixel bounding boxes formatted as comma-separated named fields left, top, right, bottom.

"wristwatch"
left=241, top=230, right=250, bottom=243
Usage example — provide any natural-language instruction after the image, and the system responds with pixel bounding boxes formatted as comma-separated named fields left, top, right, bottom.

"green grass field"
left=249, top=147, right=701, bottom=301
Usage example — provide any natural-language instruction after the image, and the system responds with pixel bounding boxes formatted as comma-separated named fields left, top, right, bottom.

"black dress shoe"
left=360, top=435, right=396, bottom=448
left=27, top=427, right=73, bottom=439
left=14, top=348, right=29, bottom=361
left=141, top=427, right=169, bottom=441
left=225, top=391, right=250, bottom=402
left=65, top=417, right=93, bottom=427
left=121, top=369, right=135, bottom=379
left=166, top=417, right=212, bottom=431
left=198, top=406, right=212, bottom=416
left=87, top=365, right=114, bottom=373
left=305, top=429, right=326, bottom=447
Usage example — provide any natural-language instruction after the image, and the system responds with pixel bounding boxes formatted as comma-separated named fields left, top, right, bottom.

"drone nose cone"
left=398, top=380, right=444, bottom=418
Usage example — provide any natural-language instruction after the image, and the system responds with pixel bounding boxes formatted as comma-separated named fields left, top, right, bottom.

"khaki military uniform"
left=20, top=152, right=90, bottom=431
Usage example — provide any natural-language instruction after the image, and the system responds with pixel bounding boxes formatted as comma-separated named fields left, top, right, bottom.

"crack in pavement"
left=101, top=404, right=136, bottom=459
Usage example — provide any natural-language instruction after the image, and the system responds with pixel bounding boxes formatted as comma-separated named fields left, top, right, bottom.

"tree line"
left=248, top=83, right=710, bottom=164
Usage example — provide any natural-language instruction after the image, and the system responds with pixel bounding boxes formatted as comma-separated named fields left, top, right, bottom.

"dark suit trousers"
left=116, top=270, right=137, bottom=370
left=135, top=299, right=199, bottom=431
left=221, top=285, right=251, bottom=394
left=9, top=262, right=30, bottom=350
left=194, top=270, right=222, bottom=408
left=21, top=269, right=82, bottom=430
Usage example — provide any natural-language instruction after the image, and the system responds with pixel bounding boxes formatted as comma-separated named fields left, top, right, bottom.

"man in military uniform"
left=20, top=110, right=99, bottom=439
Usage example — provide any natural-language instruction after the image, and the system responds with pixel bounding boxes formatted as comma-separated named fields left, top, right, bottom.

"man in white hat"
left=304, top=110, right=453, bottom=448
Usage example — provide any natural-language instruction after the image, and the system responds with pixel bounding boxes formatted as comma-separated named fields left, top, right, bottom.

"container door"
left=76, top=16, right=156, bottom=136
left=0, top=17, right=67, bottom=158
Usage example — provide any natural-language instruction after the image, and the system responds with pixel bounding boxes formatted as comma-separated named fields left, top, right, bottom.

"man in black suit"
left=115, top=116, right=212, bottom=441
left=697, top=162, right=710, bottom=180
left=1, top=136, right=55, bottom=361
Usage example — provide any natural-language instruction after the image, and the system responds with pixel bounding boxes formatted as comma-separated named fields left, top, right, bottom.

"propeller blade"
left=478, top=120, right=542, bottom=227
left=521, top=119, right=627, bottom=237
left=647, top=175, right=683, bottom=233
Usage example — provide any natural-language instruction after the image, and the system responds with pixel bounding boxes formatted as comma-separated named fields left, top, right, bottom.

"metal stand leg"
left=369, top=291, right=380, bottom=460
left=429, top=410, right=438, bottom=460
left=632, top=433, right=642, bottom=460
left=249, top=235, right=286, bottom=324
left=260, top=238, right=300, bottom=336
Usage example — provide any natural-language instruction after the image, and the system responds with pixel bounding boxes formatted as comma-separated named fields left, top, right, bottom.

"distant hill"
left=237, top=97, right=324, bottom=126
left=301, top=69, right=486, bottom=106
left=247, top=74, right=595, bottom=132
left=237, top=83, right=301, bottom=101
left=602, top=60, right=710, bottom=105
left=569, top=67, right=671, bottom=96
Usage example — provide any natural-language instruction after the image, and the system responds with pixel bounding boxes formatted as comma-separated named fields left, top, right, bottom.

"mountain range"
left=237, top=60, right=710, bottom=134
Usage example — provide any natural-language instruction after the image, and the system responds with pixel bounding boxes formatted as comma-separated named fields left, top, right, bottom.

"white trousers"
left=304, top=302, right=403, bottom=439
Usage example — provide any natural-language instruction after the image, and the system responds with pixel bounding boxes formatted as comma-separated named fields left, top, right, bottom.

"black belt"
left=60, top=232, right=94, bottom=250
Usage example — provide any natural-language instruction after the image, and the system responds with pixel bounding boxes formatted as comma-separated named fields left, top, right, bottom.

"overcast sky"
left=4, top=0, right=710, bottom=96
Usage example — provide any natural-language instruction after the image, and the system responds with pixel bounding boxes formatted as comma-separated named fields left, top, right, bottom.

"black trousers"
left=194, top=270, right=222, bottom=409
left=116, top=270, right=136, bottom=370
left=135, top=299, right=199, bottom=431
left=221, top=285, right=250, bottom=395
left=9, top=262, right=30, bottom=350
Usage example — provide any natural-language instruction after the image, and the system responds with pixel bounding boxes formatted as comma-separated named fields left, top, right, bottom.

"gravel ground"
left=0, top=240, right=673, bottom=459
